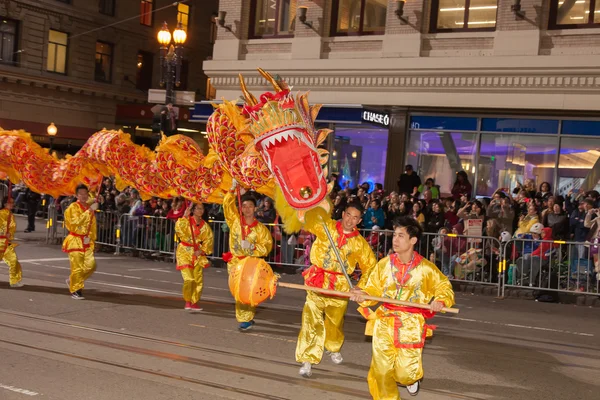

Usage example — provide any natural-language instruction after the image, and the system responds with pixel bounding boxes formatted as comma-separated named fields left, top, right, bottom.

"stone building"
left=201, top=0, right=600, bottom=196
left=0, top=0, right=218, bottom=152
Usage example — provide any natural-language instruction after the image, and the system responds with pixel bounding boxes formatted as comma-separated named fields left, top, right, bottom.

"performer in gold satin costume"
left=297, top=201, right=377, bottom=378
left=351, top=216, right=455, bottom=399
left=222, top=184, right=273, bottom=331
left=0, top=196, right=23, bottom=288
left=175, top=202, right=213, bottom=312
left=63, top=184, right=98, bottom=300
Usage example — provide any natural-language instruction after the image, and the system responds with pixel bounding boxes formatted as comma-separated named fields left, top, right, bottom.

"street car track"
left=0, top=310, right=489, bottom=400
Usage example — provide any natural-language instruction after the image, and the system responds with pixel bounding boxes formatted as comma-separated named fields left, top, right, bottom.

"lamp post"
left=157, top=21, right=187, bottom=106
left=47, top=122, right=57, bottom=152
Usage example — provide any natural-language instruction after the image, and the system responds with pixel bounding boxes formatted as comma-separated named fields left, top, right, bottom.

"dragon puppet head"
left=236, top=69, right=334, bottom=221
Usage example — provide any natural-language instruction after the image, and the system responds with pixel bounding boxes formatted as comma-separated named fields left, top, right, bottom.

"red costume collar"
left=390, top=251, right=422, bottom=285
left=336, top=221, right=359, bottom=248
left=76, top=201, right=90, bottom=211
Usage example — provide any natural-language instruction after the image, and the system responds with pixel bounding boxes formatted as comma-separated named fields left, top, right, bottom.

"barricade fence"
left=43, top=214, right=599, bottom=297
left=502, top=238, right=600, bottom=297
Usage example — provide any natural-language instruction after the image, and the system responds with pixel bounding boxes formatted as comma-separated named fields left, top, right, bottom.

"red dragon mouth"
left=255, top=125, right=327, bottom=210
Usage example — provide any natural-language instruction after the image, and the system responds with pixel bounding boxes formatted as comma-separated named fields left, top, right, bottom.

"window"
left=177, top=3, right=190, bottom=31
left=549, top=0, right=600, bottom=28
left=431, top=0, right=497, bottom=32
left=331, top=125, right=389, bottom=189
left=557, top=137, right=600, bottom=196
left=47, top=30, right=68, bottom=74
left=476, top=135, right=558, bottom=197
left=136, top=51, right=153, bottom=91
left=0, top=18, right=18, bottom=65
left=250, top=0, right=296, bottom=38
left=140, top=0, right=153, bottom=26
left=99, top=0, right=116, bottom=16
left=94, top=41, right=113, bottom=82
left=332, top=0, right=387, bottom=36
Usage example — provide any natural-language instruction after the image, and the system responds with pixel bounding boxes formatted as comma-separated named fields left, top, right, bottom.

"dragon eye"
left=299, top=186, right=312, bottom=199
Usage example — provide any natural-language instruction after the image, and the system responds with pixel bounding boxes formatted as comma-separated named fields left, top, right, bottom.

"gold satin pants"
left=227, top=257, right=256, bottom=323
left=68, top=248, right=96, bottom=293
left=180, top=263, right=204, bottom=304
left=2, top=246, right=22, bottom=285
left=295, top=291, right=348, bottom=364
left=367, top=318, right=424, bottom=400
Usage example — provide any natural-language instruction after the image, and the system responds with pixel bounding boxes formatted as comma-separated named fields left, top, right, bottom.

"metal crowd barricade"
left=0, top=183, right=8, bottom=201
left=118, top=213, right=177, bottom=259
left=357, top=227, right=502, bottom=294
left=502, top=237, right=599, bottom=297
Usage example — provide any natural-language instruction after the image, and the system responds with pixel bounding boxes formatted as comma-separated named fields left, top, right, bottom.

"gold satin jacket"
left=223, top=192, right=273, bottom=258
left=175, top=216, right=213, bottom=270
left=0, top=209, right=16, bottom=253
left=357, top=252, right=455, bottom=346
left=303, top=216, right=377, bottom=293
left=62, top=201, right=97, bottom=253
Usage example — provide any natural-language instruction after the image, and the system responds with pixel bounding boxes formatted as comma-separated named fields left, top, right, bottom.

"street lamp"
left=47, top=122, right=57, bottom=152
left=157, top=21, right=187, bottom=106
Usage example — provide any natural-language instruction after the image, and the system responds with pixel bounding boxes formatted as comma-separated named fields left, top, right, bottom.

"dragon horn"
left=257, top=68, right=282, bottom=92
left=239, top=73, right=258, bottom=106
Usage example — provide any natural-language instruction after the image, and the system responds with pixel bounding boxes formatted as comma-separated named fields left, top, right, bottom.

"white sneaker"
left=406, top=380, right=421, bottom=396
left=299, top=362, right=312, bottom=378
left=10, top=282, right=24, bottom=288
left=328, top=351, right=343, bottom=364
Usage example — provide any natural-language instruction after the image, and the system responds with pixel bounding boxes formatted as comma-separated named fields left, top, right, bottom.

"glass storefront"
left=407, top=115, right=600, bottom=198
left=330, top=125, right=389, bottom=191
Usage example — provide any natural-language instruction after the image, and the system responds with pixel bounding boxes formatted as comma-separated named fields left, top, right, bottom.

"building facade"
left=0, top=0, right=218, bottom=153
left=203, top=0, right=600, bottom=197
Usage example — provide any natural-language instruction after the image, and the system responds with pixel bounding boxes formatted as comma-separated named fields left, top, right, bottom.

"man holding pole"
left=350, top=216, right=455, bottom=399
left=296, top=201, right=377, bottom=378
left=63, top=184, right=98, bottom=300
left=222, top=183, right=273, bottom=331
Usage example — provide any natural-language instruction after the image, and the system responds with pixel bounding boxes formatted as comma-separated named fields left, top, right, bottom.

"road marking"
left=128, top=268, right=172, bottom=273
left=4, top=260, right=597, bottom=338
left=0, top=382, right=39, bottom=396
left=438, top=316, right=595, bottom=337
left=19, top=257, right=127, bottom=263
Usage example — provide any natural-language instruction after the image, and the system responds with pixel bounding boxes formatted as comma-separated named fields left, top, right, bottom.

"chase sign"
left=362, top=110, right=390, bottom=127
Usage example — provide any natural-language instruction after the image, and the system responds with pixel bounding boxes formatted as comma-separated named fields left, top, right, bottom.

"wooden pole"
left=277, top=282, right=459, bottom=314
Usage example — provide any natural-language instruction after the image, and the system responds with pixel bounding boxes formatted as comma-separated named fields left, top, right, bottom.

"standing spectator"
left=397, top=165, right=421, bottom=196
left=363, top=199, right=385, bottom=230
left=545, top=203, right=569, bottom=240
left=418, top=178, right=440, bottom=199
left=24, top=189, right=41, bottom=233
left=570, top=200, right=588, bottom=259
left=451, top=171, right=472, bottom=200
left=537, top=182, right=552, bottom=199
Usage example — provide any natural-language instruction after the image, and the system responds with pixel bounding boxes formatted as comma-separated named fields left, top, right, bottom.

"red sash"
left=303, top=265, right=344, bottom=290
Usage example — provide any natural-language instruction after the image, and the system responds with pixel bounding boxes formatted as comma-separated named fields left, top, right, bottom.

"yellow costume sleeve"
left=175, top=217, right=192, bottom=244
left=64, top=203, right=94, bottom=236
left=8, top=212, right=16, bottom=241
left=199, top=222, right=214, bottom=255
left=223, top=192, right=239, bottom=228
left=357, top=257, right=389, bottom=307
left=302, top=210, right=335, bottom=241
left=251, top=224, right=273, bottom=257
left=423, top=261, right=456, bottom=309
left=355, top=239, right=378, bottom=285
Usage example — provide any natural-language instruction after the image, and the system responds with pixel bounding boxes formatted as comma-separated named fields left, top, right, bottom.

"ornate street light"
left=158, top=21, right=187, bottom=106
left=47, top=122, right=57, bottom=152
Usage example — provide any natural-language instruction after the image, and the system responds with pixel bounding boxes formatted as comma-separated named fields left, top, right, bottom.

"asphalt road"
left=0, top=216, right=599, bottom=400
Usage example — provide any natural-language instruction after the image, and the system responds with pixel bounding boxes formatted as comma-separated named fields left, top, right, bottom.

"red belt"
left=179, top=241, right=196, bottom=248
left=0, top=235, right=7, bottom=239
left=69, top=232, right=88, bottom=238
left=303, top=265, right=344, bottom=290
left=222, top=252, right=247, bottom=263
